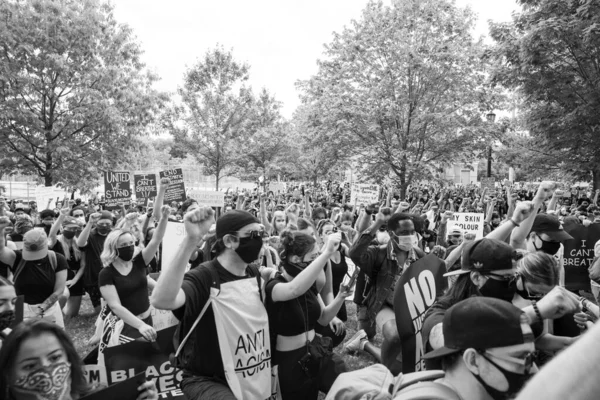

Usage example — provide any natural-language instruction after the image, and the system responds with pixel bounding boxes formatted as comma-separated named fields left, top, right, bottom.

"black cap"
left=39, top=209, right=56, bottom=219
left=216, top=210, right=259, bottom=240
left=530, top=214, right=573, bottom=242
left=444, top=238, right=518, bottom=277
left=424, top=297, right=527, bottom=359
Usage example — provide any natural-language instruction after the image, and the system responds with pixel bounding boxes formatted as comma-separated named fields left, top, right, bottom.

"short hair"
left=388, top=213, right=412, bottom=232
left=181, top=198, right=198, bottom=213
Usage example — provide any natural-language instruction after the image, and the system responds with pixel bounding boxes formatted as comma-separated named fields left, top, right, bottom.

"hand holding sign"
left=513, top=201, right=534, bottom=224
left=184, top=206, right=215, bottom=241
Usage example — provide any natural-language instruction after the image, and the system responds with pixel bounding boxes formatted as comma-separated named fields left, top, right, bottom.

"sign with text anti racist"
left=104, top=171, right=132, bottom=210
left=159, top=169, right=186, bottom=203
left=394, top=254, right=447, bottom=373
left=563, top=221, right=600, bottom=291
left=134, top=174, right=157, bottom=203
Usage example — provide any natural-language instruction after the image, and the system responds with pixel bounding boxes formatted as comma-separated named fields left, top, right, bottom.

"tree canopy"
left=0, top=0, right=166, bottom=188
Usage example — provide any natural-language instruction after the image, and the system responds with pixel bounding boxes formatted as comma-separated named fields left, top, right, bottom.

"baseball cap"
left=424, top=297, right=527, bottom=360
left=444, top=238, right=518, bottom=277
left=23, top=229, right=48, bottom=261
left=216, top=210, right=259, bottom=240
left=448, top=228, right=463, bottom=236
left=530, top=213, right=573, bottom=242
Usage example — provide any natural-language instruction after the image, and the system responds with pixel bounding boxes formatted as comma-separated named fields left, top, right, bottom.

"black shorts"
left=85, top=284, right=102, bottom=308
left=67, top=269, right=85, bottom=296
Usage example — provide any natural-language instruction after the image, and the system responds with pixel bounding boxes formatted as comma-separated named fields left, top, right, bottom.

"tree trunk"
left=44, top=173, right=53, bottom=187
left=593, top=168, right=600, bottom=192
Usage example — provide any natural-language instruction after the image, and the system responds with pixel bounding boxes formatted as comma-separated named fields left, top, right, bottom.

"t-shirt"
left=79, top=230, right=107, bottom=287
left=172, top=259, right=260, bottom=380
left=12, top=250, right=67, bottom=304
left=265, top=274, right=321, bottom=337
left=98, top=253, right=151, bottom=316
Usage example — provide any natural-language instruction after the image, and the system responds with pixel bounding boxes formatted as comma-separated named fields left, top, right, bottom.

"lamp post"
left=486, top=112, right=496, bottom=178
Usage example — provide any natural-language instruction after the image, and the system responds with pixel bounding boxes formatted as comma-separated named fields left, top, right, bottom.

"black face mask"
left=284, top=260, right=310, bottom=277
left=479, top=276, right=516, bottom=302
left=96, top=225, right=111, bottom=236
left=235, top=236, right=263, bottom=263
left=117, top=245, right=135, bottom=262
left=472, top=353, right=532, bottom=400
left=0, top=310, right=15, bottom=331
left=533, top=236, right=561, bottom=256
left=62, top=231, right=76, bottom=240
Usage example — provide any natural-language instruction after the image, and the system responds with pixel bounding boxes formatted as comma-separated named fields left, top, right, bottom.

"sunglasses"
left=233, top=230, right=268, bottom=239
left=483, top=350, right=536, bottom=375
left=485, top=272, right=515, bottom=282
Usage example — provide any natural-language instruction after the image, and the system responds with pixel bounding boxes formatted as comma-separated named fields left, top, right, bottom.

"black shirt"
left=12, top=250, right=67, bottom=304
left=98, top=253, right=150, bottom=316
left=172, top=259, right=260, bottom=380
left=265, top=274, right=321, bottom=336
left=79, top=229, right=107, bottom=286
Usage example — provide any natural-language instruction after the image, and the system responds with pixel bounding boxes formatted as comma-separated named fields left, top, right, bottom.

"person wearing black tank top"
left=266, top=230, right=350, bottom=400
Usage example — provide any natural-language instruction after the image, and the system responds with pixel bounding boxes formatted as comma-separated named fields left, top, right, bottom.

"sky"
left=112, top=0, right=521, bottom=118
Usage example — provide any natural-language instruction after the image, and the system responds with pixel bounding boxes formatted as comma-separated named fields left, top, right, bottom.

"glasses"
left=483, top=350, right=536, bottom=374
left=485, top=272, right=515, bottom=281
left=233, top=230, right=268, bottom=239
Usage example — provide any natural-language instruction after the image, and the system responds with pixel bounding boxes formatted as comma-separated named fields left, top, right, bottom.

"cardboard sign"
left=480, top=177, right=495, bottom=191
left=159, top=168, right=186, bottom=203
left=350, top=184, right=380, bottom=205
left=162, top=222, right=187, bottom=271
left=134, top=174, right=157, bottom=202
left=104, top=171, right=132, bottom=210
left=187, top=189, right=224, bottom=208
left=394, top=255, right=447, bottom=373
left=446, top=213, right=485, bottom=239
left=563, top=222, right=600, bottom=291
left=103, top=326, right=185, bottom=399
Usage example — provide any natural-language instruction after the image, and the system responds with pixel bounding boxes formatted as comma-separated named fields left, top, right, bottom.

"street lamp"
left=486, top=112, right=496, bottom=178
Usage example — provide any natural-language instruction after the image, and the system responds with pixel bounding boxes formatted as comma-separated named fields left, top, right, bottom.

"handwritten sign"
left=187, top=189, right=224, bottom=208
left=268, top=182, right=287, bottom=194
left=394, top=255, right=447, bottom=373
left=563, top=222, right=600, bottom=291
left=104, top=172, right=132, bottom=210
left=162, top=222, right=187, bottom=270
left=350, top=183, right=380, bottom=205
left=159, top=168, right=186, bottom=203
left=480, top=177, right=495, bottom=191
left=446, top=212, right=485, bottom=239
left=35, top=186, right=57, bottom=209
left=134, top=174, right=157, bottom=203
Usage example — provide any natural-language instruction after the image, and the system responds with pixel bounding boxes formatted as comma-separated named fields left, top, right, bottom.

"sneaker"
left=343, top=329, right=368, bottom=353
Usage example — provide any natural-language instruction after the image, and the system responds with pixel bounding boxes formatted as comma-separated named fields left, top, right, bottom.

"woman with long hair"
left=0, top=319, right=157, bottom=400
left=98, top=205, right=170, bottom=343
left=0, top=276, right=17, bottom=348
left=266, top=230, right=350, bottom=400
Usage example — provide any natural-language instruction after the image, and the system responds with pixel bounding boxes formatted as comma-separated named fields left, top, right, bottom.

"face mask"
left=376, top=231, right=390, bottom=245
left=284, top=260, right=310, bottom=277
left=479, top=276, right=516, bottom=302
left=0, top=310, right=15, bottom=331
left=235, top=236, right=263, bottom=263
left=394, top=235, right=415, bottom=252
left=96, top=225, right=111, bottom=236
left=491, top=221, right=500, bottom=228
left=472, top=354, right=532, bottom=400
left=117, top=245, right=135, bottom=262
left=11, top=361, right=71, bottom=400
left=62, top=231, right=76, bottom=240
left=533, top=236, right=561, bottom=256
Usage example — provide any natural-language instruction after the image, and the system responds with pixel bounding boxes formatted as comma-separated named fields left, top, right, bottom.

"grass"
left=66, top=296, right=380, bottom=399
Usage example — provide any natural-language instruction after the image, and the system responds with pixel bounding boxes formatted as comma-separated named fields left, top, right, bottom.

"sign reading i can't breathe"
left=104, top=171, right=132, bottom=210
left=562, top=221, right=600, bottom=291
left=394, top=255, right=447, bottom=373
left=446, top=212, right=485, bottom=239
left=134, top=174, right=157, bottom=202
left=159, top=168, right=186, bottom=203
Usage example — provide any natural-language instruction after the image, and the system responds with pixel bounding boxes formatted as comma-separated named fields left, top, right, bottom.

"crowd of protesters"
left=0, top=177, right=599, bottom=399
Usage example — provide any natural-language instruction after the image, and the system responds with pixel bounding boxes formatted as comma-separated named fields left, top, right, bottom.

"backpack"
left=12, top=250, right=58, bottom=283
left=325, top=364, right=461, bottom=400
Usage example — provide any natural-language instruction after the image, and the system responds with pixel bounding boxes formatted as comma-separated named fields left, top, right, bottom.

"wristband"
left=509, top=219, right=520, bottom=227
left=532, top=300, right=543, bottom=322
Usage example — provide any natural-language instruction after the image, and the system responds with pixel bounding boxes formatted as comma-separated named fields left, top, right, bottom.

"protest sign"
left=81, top=372, right=145, bottom=400
left=84, top=365, right=108, bottom=386
left=103, top=326, right=185, bottom=399
left=134, top=174, right=157, bottom=203
left=104, top=171, right=132, bottom=210
left=480, top=177, right=495, bottom=191
left=159, top=168, right=186, bottom=203
left=446, top=212, right=485, bottom=239
left=35, top=186, right=57, bottom=209
left=268, top=182, right=286, bottom=194
left=350, top=183, right=380, bottom=205
left=162, top=222, right=187, bottom=270
left=394, top=255, right=447, bottom=373
left=563, top=221, right=600, bottom=291
left=187, top=189, right=225, bottom=208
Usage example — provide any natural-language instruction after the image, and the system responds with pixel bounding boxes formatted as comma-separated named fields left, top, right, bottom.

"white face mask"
left=395, top=235, right=415, bottom=251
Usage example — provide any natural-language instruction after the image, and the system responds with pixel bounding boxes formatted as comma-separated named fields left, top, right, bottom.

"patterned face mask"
left=11, top=361, right=71, bottom=400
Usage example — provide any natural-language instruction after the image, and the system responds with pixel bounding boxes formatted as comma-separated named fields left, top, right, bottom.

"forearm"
left=444, top=243, right=464, bottom=270
left=76, top=223, right=93, bottom=247
left=49, top=214, right=65, bottom=246
left=41, top=291, right=61, bottom=310
left=535, top=333, right=576, bottom=351
left=154, top=187, right=167, bottom=216
left=72, top=264, right=85, bottom=284
left=486, top=220, right=515, bottom=241
left=355, top=211, right=371, bottom=233
left=547, top=195, right=559, bottom=212
left=110, top=303, right=146, bottom=329
left=283, top=252, right=333, bottom=299
left=151, top=238, right=195, bottom=307
left=318, top=295, right=345, bottom=325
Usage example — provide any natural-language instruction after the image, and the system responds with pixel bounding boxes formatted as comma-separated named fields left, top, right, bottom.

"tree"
left=297, top=0, right=495, bottom=197
left=489, top=0, right=600, bottom=189
left=0, top=0, right=166, bottom=187
left=171, top=47, right=254, bottom=190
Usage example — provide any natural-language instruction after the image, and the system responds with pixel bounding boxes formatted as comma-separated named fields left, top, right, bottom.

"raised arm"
left=510, top=181, right=554, bottom=249
left=76, top=212, right=101, bottom=248
left=49, top=205, right=71, bottom=248
left=0, top=217, right=16, bottom=267
left=142, top=205, right=170, bottom=265
left=151, top=207, right=215, bottom=310
left=259, top=194, right=273, bottom=234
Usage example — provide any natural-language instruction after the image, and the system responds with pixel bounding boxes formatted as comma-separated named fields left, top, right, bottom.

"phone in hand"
left=343, top=267, right=361, bottom=289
